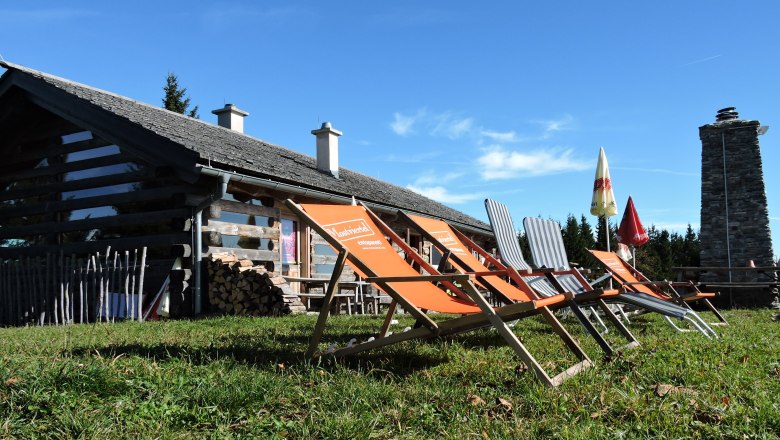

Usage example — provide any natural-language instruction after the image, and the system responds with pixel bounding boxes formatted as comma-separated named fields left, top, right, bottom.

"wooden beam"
left=200, top=220, right=280, bottom=240
left=213, top=199, right=281, bottom=219
left=3, top=153, right=135, bottom=182
left=0, top=184, right=190, bottom=220
left=0, top=168, right=159, bottom=202
left=4, top=137, right=113, bottom=168
left=0, top=208, right=190, bottom=239
left=0, top=232, right=191, bottom=257
left=204, top=246, right=277, bottom=262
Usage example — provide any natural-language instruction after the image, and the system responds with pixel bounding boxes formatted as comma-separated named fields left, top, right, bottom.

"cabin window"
left=281, top=218, right=298, bottom=267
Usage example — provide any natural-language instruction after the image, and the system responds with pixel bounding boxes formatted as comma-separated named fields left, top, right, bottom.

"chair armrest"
left=365, top=274, right=471, bottom=283
left=464, top=270, right=509, bottom=277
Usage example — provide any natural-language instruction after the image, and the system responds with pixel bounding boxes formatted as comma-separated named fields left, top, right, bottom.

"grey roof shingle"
left=0, top=62, right=490, bottom=233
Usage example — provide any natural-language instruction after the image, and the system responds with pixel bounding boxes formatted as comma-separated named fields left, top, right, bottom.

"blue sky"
left=2, top=1, right=779, bottom=254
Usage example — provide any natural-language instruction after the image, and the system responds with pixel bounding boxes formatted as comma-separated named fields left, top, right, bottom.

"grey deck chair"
left=522, top=215, right=718, bottom=338
left=485, top=198, right=617, bottom=333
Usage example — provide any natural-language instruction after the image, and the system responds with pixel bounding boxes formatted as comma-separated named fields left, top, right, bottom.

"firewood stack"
left=206, top=253, right=305, bottom=316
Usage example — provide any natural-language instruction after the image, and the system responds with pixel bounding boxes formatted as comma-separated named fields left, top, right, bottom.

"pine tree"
left=579, top=215, right=596, bottom=250
left=162, top=73, right=199, bottom=118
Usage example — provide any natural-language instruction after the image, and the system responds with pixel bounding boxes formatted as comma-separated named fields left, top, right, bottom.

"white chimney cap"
left=212, top=104, right=249, bottom=133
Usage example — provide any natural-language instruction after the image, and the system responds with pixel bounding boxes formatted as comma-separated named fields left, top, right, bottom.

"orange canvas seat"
left=286, top=200, right=594, bottom=387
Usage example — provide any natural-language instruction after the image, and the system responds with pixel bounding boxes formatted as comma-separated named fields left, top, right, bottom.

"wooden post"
left=138, top=247, right=147, bottom=322
left=130, top=250, right=137, bottom=321
left=123, top=251, right=129, bottom=320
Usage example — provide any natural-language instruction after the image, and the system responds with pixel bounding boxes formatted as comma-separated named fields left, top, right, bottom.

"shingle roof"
left=0, top=62, right=490, bottom=234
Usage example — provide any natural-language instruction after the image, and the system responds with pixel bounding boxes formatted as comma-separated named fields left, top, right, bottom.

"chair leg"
left=463, top=284, right=590, bottom=387
left=595, top=299, right=640, bottom=350
left=541, top=305, right=593, bottom=361
left=306, top=249, right=348, bottom=358
left=566, top=301, right=615, bottom=357
left=702, top=298, right=728, bottom=324
left=379, top=300, right=398, bottom=338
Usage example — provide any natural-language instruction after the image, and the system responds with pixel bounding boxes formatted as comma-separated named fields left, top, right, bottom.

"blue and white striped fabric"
left=523, top=216, right=588, bottom=295
left=484, top=199, right=560, bottom=297
left=486, top=201, right=701, bottom=325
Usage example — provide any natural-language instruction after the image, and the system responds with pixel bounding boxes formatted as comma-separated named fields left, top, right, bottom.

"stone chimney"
left=699, top=107, right=773, bottom=306
left=211, top=104, right=249, bottom=133
left=311, top=122, right=342, bottom=178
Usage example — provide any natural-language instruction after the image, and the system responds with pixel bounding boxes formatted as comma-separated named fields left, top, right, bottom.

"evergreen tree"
left=516, top=231, right=532, bottom=263
left=162, top=73, right=199, bottom=118
left=594, top=216, right=616, bottom=252
left=579, top=215, right=596, bottom=250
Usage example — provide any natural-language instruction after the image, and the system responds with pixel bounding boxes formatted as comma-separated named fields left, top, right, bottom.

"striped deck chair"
left=285, top=200, right=593, bottom=387
left=485, top=198, right=621, bottom=332
left=522, top=215, right=718, bottom=337
left=400, top=211, right=640, bottom=356
left=589, top=250, right=728, bottom=327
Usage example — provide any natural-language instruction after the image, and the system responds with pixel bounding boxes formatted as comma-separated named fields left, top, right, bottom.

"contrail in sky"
left=682, top=54, right=722, bottom=66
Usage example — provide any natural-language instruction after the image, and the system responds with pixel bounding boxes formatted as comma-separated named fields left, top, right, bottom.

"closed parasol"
left=616, top=195, right=649, bottom=263
left=616, top=196, right=648, bottom=246
left=590, top=147, right=617, bottom=252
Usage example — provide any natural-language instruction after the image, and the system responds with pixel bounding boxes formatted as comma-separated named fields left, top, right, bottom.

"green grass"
left=1, top=309, right=779, bottom=439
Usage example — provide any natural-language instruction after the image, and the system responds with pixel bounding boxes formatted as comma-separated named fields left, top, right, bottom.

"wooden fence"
left=0, top=247, right=147, bottom=327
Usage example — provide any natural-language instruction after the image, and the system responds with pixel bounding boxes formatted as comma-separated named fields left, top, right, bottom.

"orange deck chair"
left=589, top=250, right=727, bottom=327
left=285, top=200, right=594, bottom=387
left=400, top=212, right=640, bottom=356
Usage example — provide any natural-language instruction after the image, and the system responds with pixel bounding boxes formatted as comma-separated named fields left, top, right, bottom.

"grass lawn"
left=1, top=308, right=779, bottom=439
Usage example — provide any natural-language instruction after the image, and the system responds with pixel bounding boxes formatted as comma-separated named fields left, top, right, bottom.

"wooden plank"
left=214, top=199, right=280, bottom=219
left=205, top=246, right=277, bottom=262
left=201, top=220, right=280, bottom=240
left=0, top=232, right=190, bottom=257
left=0, top=184, right=190, bottom=220
left=312, top=254, right=338, bottom=265
left=0, top=208, right=191, bottom=239
left=0, top=168, right=160, bottom=202
left=6, top=137, right=113, bottom=167
left=3, top=153, right=137, bottom=182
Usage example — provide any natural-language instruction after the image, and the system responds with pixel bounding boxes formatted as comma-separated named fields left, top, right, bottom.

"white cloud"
left=532, top=114, right=574, bottom=138
left=477, top=146, right=589, bottom=180
left=390, top=109, right=474, bottom=139
left=411, top=172, right=464, bottom=186
left=480, top=129, right=518, bottom=143
left=431, top=114, right=474, bottom=139
left=406, top=184, right=481, bottom=204
left=390, top=109, right=427, bottom=136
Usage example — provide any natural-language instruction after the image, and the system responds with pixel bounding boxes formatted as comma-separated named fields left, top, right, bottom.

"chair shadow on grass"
left=67, top=330, right=462, bottom=378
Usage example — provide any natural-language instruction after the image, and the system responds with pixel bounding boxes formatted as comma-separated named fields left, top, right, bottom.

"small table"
left=283, top=276, right=360, bottom=315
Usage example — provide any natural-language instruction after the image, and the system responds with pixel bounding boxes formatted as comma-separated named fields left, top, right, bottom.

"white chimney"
left=311, top=121, right=342, bottom=178
left=211, top=104, right=249, bottom=133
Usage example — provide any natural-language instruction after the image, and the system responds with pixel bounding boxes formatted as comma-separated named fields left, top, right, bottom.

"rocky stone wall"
left=699, top=109, right=774, bottom=306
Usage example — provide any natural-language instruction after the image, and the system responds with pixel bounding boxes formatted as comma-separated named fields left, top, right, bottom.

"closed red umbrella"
left=616, top=196, right=649, bottom=263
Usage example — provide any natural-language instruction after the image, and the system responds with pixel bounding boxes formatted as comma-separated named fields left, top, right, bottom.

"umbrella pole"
left=605, top=216, right=613, bottom=289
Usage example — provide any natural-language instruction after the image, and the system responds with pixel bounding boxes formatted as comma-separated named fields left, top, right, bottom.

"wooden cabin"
left=0, top=62, right=495, bottom=322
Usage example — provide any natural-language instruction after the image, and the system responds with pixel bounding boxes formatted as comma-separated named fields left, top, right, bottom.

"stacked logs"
left=206, top=253, right=303, bottom=316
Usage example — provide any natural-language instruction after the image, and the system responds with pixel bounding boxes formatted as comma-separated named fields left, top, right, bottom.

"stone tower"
left=699, top=107, right=773, bottom=306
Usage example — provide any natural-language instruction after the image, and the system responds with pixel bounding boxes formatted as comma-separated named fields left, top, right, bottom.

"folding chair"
left=400, top=211, right=640, bottom=356
left=285, top=200, right=594, bottom=387
left=589, top=250, right=728, bottom=329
